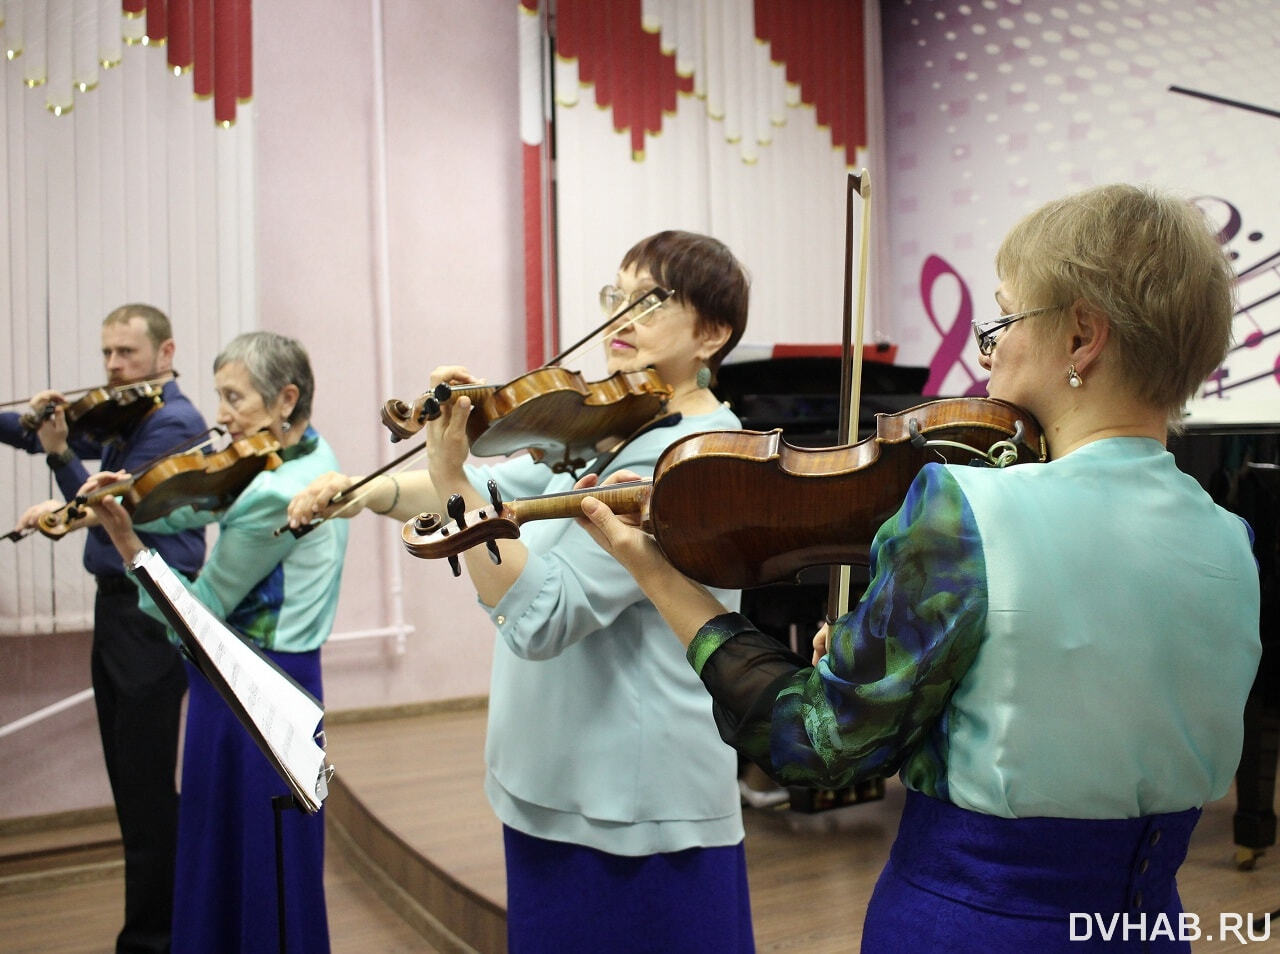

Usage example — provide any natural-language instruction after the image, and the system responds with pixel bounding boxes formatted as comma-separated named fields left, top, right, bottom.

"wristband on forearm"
left=46, top=447, right=75, bottom=470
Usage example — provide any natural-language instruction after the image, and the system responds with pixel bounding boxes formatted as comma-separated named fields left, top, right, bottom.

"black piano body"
left=1170, top=422, right=1280, bottom=866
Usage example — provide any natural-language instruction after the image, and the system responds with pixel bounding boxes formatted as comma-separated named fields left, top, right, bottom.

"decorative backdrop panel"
left=882, top=0, right=1280, bottom=424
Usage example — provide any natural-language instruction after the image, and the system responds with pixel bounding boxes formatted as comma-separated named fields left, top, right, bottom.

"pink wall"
left=254, top=0, right=525, bottom=713
left=0, top=0, right=525, bottom=819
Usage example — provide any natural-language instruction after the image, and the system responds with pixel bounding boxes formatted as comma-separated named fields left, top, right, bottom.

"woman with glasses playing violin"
left=580, top=186, right=1262, bottom=953
left=0, top=303, right=206, bottom=954
left=80, top=330, right=348, bottom=954
left=288, top=231, right=755, bottom=953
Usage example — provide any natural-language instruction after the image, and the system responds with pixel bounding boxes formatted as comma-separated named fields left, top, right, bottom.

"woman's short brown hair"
left=619, top=230, right=750, bottom=382
left=995, top=184, right=1235, bottom=420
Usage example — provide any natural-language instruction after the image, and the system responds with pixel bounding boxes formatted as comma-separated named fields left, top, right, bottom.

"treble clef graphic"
left=921, top=254, right=986, bottom=397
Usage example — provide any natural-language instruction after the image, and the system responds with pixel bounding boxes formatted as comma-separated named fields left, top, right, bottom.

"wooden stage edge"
left=324, top=704, right=1280, bottom=954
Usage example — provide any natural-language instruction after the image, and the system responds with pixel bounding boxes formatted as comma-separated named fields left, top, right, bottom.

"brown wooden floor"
left=323, top=707, right=1280, bottom=953
left=3, top=704, right=1279, bottom=953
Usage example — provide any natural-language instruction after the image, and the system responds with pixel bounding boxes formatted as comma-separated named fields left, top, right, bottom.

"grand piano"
left=716, top=352, right=1279, bottom=834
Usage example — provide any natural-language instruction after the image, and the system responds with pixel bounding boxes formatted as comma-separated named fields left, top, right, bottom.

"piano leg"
left=1234, top=535, right=1279, bottom=871
left=1233, top=684, right=1280, bottom=869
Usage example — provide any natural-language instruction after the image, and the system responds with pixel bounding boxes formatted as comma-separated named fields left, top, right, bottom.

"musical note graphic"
left=1174, top=83, right=1280, bottom=423
left=1188, top=195, right=1280, bottom=418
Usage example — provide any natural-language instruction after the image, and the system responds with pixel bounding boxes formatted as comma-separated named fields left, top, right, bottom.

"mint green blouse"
left=133, top=428, right=349, bottom=653
left=693, top=437, right=1260, bottom=819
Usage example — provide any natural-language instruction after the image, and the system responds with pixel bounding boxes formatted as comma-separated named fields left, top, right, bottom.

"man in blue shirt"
left=1, top=304, right=207, bottom=954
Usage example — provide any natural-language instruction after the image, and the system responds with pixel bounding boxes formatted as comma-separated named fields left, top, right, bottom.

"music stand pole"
left=272, top=794, right=297, bottom=954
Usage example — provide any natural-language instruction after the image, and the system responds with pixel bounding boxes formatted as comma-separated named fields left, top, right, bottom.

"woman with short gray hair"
left=80, top=329, right=348, bottom=954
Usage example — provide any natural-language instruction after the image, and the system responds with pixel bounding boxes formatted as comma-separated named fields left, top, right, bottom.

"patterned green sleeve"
left=688, top=463, right=988, bottom=794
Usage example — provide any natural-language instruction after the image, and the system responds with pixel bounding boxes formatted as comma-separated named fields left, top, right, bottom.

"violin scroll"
left=402, top=479, right=652, bottom=565
left=381, top=383, right=452, bottom=442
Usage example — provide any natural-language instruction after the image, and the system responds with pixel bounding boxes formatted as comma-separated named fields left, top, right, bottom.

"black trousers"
left=92, top=578, right=187, bottom=954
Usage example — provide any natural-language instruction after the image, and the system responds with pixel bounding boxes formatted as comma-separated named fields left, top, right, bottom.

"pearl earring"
left=281, top=419, right=292, bottom=432
left=1067, top=364, right=1083, bottom=388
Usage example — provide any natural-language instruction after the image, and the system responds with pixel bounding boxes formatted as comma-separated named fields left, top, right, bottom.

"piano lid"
left=716, top=349, right=929, bottom=446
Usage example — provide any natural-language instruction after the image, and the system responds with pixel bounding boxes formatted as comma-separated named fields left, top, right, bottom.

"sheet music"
left=130, top=549, right=331, bottom=813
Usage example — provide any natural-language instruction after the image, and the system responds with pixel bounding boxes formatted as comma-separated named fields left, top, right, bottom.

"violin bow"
left=827, top=169, right=873, bottom=626
left=274, top=439, right=429, bottom=538
left=0, top=372, right=178, bottom=409
left=544, top=288, right=673, bottom=368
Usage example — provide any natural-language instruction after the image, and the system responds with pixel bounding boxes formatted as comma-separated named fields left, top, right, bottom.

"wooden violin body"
left=36, top=431, right=283, bottom=540
left=21, top=381, right=167, bottom=443
left=401, top=397, right=1047, bottom=588
left=381, top=367, right=673, bottom=473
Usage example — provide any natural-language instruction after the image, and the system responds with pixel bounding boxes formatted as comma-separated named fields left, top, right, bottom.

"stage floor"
left=326, top=703, right=1280, bottom=953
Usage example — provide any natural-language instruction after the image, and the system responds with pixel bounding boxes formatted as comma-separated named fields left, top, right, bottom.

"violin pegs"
left=446, top=494, right=467, bottom=529
left=434, top=382, right=453, bottom=402
left=418, top=397, right=441, bottom=424
left=486, top=540, right=502, bottom=565
left=487, top=479, right=503, bottom=512
left=447, top=555, right=461, bottom=577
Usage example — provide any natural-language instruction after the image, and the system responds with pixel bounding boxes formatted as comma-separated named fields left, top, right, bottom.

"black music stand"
left=129, top=550, right=331, bottom=954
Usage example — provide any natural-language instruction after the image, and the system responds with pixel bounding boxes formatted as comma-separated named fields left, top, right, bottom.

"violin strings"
left=128, top=427, right=225, bottom=478
left=273, top=441, right=429, bottom=537
left=0, top=372, right=177, bottom=409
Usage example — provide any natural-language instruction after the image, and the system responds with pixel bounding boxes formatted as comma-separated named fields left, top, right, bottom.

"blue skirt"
left=172, top=651, right=329, bottom=954
left=862, top=789, right=1202, bottom=953
left=503, top=825, right=755, bottom=953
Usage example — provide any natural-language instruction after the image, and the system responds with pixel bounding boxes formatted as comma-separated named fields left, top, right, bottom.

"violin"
left=381, top=367, right=673, bottom=474
left=31, top=431, right=282, bottom=541
left=381, top=288, right=677, bottom=473
left=15, top=379, right=168, bottom=443
left=400, top=397, right=1047, bottom=587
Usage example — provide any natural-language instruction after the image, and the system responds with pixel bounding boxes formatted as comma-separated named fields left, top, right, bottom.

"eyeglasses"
left=598, top=285, right=675, bottom=327
left=971, top=306, right=1053, bottom=356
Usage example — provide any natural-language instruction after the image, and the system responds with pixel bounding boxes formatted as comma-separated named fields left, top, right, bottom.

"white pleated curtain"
left=0, top=0, right=255, bottom=635
left=519, top=0, right=885, bottom=380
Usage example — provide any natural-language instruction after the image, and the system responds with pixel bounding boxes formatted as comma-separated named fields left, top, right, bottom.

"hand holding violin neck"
left=401, top=478, right=653, bottom=562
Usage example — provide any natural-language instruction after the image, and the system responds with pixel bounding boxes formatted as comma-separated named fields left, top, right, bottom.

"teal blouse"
left=691, top=438, right=1261, bottom=819
left=470, top=405, right=746, bottom=857
left=133, top=428, right=349, bottom=653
